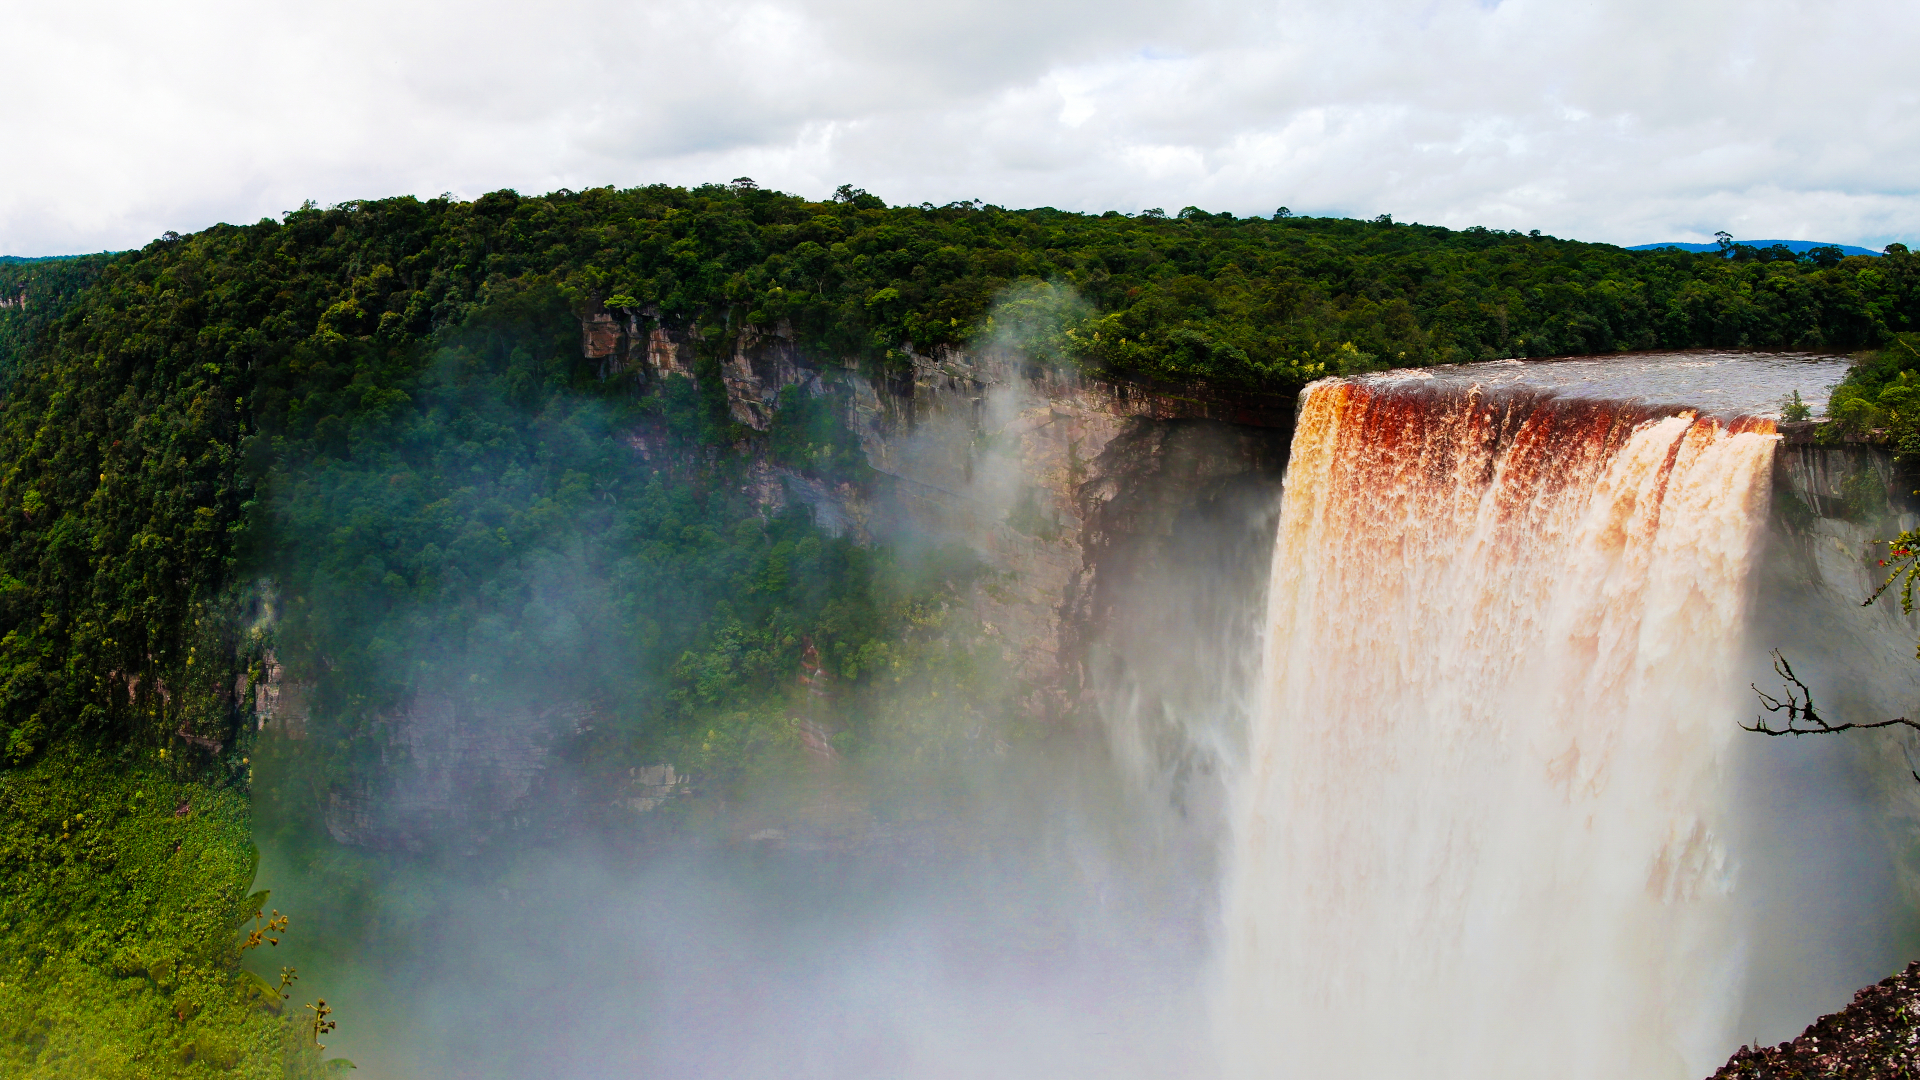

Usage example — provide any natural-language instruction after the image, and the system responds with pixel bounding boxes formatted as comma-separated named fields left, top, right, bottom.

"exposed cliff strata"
left=580, top=307, right=702, bottom=388
left=594, top=313, right=1293, bottom=705
left=617, top=764, right=688, bottom=814
left=252, top=652, right=584, bottom=849
left=252, top=651, right=310, bottom=741
left=1767, top=429, right=1920, bottom=696
left=829, top=340, right=1286, bottom=710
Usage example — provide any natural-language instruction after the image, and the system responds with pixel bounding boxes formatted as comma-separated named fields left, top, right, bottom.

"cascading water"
left=1221, top=373, right=1782, bottom=1079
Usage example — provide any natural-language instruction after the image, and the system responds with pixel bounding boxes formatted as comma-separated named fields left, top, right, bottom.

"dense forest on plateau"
left=0, top=181, right=1916, bottom=1075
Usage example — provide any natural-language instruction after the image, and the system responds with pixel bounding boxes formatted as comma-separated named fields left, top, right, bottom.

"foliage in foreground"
left=1823, top=332, right=1920, bottom=453
left=0, top=741, right=341, bottom=1077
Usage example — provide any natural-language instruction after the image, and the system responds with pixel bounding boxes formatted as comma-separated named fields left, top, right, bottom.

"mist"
left=1730, top=455, right=1920, bottom=1044
left=251, top=757, right=1216, bottom=1079
left=242, top=293, right=1282, bottom=1078
left=238, top=311, right=1920, bottom=1080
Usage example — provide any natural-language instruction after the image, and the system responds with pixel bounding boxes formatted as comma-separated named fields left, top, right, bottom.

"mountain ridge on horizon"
left=1628, top=239, right=1884, bottom=257
left=0, top=254, right=101, bottom=264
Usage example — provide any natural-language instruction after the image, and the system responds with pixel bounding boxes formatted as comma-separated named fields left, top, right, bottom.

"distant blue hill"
left=1627, top=239, right=1882, bottom=257
left=0, top=254, right=90, bottom=264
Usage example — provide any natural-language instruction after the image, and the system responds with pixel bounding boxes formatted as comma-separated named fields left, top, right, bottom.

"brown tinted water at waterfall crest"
left=1223, top=373, right=1785, bottom=1078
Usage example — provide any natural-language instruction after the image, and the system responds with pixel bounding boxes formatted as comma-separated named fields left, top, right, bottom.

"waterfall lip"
left=1354, top=349, right=1855, bottom=421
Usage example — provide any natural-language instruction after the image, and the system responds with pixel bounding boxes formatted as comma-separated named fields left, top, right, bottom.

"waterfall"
left=1221, top=376, right=1780, bottom=1079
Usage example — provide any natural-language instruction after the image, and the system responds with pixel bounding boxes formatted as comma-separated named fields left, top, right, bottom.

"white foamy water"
left=1220, top=377, right=1781, bottom=1078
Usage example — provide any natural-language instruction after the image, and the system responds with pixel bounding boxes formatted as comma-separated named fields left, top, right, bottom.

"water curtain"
left=1223, top=377, right=1778, bottom=1078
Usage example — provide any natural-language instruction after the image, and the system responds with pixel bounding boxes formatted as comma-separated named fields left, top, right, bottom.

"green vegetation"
left=2, top=181, right=1919, bottom=1071
left=257, top=285, right=1000, bottom=785
left=0, top=741, right=339, bottom=1077
left=1825, top=332, right=1920, bottom=650
left=0, top=255, right=110, bottom=394
left=1822, top=332, right=1920, bottom=454
left=5, top=183, right=1916, bottom=764
left=1782, top=390, right=1814, bottom=422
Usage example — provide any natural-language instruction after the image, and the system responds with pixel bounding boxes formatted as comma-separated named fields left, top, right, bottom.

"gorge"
left=246, top=339, right=1920, bottom=1079
left=3, top=191, right=1920, bottom=1077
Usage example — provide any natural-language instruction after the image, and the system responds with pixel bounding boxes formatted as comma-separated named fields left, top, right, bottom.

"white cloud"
left=2, top=0, right=1914, bottom=254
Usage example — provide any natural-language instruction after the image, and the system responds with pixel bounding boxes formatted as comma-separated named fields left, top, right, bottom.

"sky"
left=2, top=0, right=1915, bottom=256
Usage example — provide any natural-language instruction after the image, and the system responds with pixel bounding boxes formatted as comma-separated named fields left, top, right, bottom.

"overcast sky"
left=3, top=0, right=1915, bottom=256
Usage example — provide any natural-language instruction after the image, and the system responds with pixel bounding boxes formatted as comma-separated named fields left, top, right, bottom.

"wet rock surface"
left=1712, top=962, right=1920, bottom=1078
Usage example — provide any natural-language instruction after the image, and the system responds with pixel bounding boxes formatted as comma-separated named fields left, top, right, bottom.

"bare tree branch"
left=1747, top=651, right=1920, bottom=766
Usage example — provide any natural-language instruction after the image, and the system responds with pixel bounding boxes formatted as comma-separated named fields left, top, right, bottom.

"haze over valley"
left=5, top=2, right=1920, bottom=1078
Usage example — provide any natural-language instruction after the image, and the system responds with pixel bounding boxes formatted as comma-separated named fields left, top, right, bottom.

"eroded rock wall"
left=593, top=313, right=1293, bottom=704
left=260, top=317, right=1292, bottom=848
left=1735, top=441, right=1920, bottom=1052
left=1767, top=436, right=1920, bottom=739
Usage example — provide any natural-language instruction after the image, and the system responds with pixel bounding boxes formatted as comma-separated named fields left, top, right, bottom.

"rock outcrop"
left=587, top=310, right=1293, bottom=704
left=1712, top=961, right=1920, bottom=1078
left=681, top=323, right=1292, bottom=699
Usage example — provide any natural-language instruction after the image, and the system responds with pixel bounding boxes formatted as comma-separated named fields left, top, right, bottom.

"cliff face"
left=1764, top=434, right=1920, bottom=813
left=263, top=317, right=1293, bottom=848
left=589, top=312, right=1292, bottom=702
left=1731, top=432, right=1920, bottom=1048
left=254, top=651, right=572, bottom=851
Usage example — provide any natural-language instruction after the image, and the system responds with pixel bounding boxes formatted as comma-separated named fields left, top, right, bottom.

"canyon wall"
left=1762, top=428, right=1920, bottom=881
left=1714, top=427, right=1920, bottom=1043
left=276, top=322, right=1920, bottom=876
left=260, top=315, right=1292, bottom=848
left=587, top=311, right=1293, bottom=711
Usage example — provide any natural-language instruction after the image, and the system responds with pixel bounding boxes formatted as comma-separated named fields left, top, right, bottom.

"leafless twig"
left=1749, top=650, right=1920, bottom=781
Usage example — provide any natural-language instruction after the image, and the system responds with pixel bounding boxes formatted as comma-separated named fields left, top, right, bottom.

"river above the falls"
left=1367, top=350, right=1855, bottom=418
